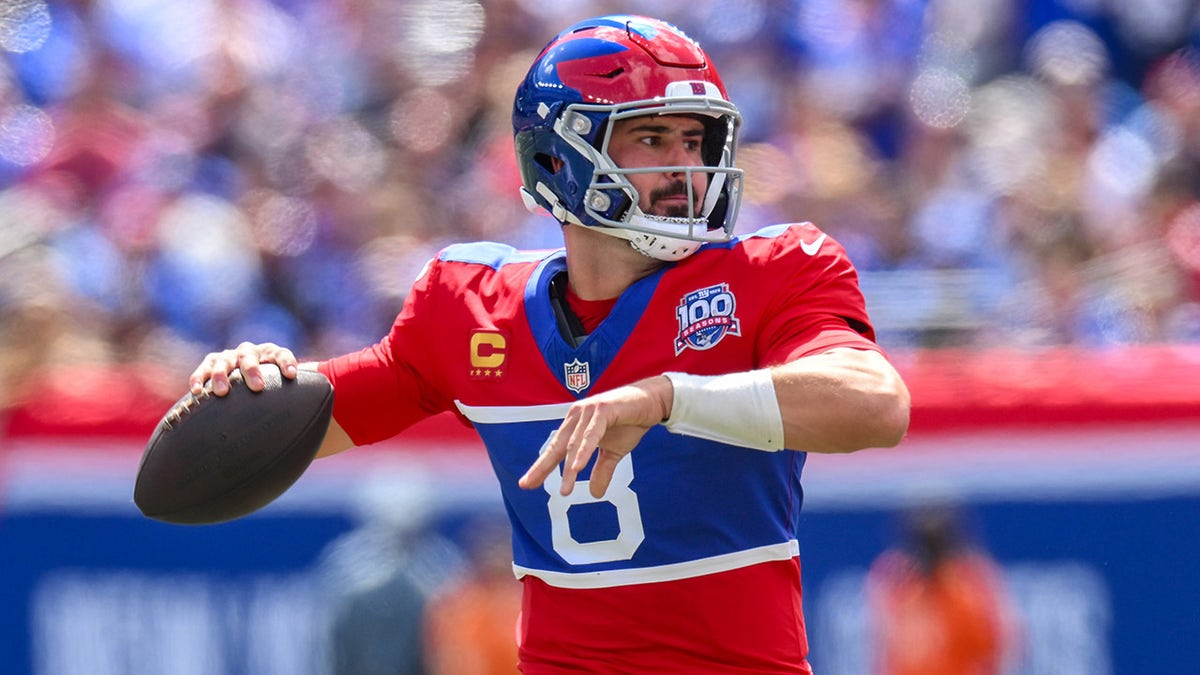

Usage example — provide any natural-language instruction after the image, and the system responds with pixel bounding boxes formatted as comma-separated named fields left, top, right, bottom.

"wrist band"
left=662, top=370, right=785, bottom=451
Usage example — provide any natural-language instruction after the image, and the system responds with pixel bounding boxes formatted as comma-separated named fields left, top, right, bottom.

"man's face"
left=607, top=114, right=708, bottom=219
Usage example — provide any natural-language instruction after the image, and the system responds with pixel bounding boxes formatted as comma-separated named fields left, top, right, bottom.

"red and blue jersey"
left=318, top=222, right=880, bottom=673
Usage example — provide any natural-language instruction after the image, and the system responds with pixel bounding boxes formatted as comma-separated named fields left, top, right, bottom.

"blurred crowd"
left=1, top=0, right=1199, bottom=412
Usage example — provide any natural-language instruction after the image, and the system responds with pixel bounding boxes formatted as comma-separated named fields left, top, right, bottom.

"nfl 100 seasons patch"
left=674, top=283, right=741, bottom=354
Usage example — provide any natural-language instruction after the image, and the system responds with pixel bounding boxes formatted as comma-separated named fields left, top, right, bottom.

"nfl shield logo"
left=564, top=358, right=590, bottom=393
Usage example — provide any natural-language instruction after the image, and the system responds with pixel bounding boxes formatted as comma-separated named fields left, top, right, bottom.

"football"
left=134, top=364, right=334, bottom=525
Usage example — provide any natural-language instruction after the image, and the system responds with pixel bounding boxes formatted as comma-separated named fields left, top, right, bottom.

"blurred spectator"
left=423, top=515, right=521, bottom=675
left=866, top=503, right=1015, bottom=675
left=327, top=561, right=428, bottom=675
left=316, top=473, right=464, bottom=675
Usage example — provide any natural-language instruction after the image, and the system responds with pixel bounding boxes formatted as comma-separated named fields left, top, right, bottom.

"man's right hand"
left=188, top=341, right=354, bottom=459
left=189, top=342, right=300, bottom=397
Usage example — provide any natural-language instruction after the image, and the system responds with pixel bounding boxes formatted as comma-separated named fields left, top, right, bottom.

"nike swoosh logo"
left=800, top=233, right=827, bottom=256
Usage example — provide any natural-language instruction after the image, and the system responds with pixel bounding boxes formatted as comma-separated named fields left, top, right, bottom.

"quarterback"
left=191, top=15, right=910, bottom=674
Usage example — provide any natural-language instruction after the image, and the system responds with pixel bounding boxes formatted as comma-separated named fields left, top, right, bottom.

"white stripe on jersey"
left=512, top=540, right=799, bottom=589
left=455, top=400, right=573, bottom=423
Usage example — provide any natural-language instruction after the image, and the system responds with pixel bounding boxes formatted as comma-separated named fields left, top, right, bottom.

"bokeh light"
left=152, top=193, right=262, bottom=317
left=1026, top=21, right=1109, bottom=87
left=0, top=0, right=51, bottom=54
left=698, top=0, right=767, bottom=44
left=1166, top=202, right=1200, bottom=270
left=305, top=117, right=387, bottom=193
left=1089, top=124, right=1161, bottom=201
left=909, top=67, right=971, bottom=130
left=245, top=189, right=319, bottom=258
left=0, top=104, right=54, bottom=166
left=390, top=0, right=484, bottom=86
left=0, top=184, right=60, bottom=259
left=94, top=0, right=218, bottom=72
left=925, top=0, right=1014, bottom=50
left=966, top=75, right=1056, bottom=194
left=1110, top=0, right=1196, bottom=53
left=391, top=88, right=457, bottom=155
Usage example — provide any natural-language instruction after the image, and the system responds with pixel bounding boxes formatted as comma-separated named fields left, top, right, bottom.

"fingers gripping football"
left=190, top=342, right=299, bottom=396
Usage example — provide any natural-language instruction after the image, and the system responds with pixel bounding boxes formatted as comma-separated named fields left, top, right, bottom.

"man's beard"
left=649, top=181, right=702, bottom=219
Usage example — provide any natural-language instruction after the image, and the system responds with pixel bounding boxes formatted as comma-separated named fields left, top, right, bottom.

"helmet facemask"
left=551, top=94, right=744, bottom=261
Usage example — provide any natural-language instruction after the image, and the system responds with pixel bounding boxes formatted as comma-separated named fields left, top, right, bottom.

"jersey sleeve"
left=317, top=256, right=457, bottom=446
left=755, top=223, right=881, bottom=366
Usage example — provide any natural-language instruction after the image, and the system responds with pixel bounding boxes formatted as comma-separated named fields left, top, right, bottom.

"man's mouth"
left=650, top=184, right=696, bottom=216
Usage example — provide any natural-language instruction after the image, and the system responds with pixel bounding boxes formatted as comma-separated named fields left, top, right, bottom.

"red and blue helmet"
left=513, top=15, right=744, bottom=260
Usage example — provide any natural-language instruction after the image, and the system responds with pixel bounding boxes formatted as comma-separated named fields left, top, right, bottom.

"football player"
left=191, top=15, right=910, bottom=673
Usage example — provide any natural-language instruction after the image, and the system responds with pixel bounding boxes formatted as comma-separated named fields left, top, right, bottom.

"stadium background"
left=1, top=0, right=1198, bottom=673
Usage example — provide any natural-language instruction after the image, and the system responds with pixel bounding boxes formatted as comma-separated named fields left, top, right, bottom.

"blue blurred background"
left=1, top=1, right=1199, bottom=674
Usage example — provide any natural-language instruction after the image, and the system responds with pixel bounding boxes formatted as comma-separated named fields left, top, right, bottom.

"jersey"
left=318, top=222, right=881, bottom=674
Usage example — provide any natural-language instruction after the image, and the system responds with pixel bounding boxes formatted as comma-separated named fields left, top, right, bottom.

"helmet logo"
left=664, top=81, right=724, bottom=100
left=674, top=283, right=741, bottom=354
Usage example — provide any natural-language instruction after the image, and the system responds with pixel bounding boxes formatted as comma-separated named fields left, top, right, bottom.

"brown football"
left=134, top=365, right=333, bottom=525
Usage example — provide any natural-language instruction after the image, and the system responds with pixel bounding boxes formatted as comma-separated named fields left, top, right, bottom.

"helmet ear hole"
left=534, top=153, right=560, bottom=173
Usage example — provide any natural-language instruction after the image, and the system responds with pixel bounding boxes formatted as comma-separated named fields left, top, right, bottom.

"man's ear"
left=550, top=157, right=564, bottom=172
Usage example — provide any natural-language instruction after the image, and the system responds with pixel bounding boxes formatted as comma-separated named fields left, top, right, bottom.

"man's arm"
left=520, top=347, right=910, bottom=498
left=772, top=347, right=910, bottom=454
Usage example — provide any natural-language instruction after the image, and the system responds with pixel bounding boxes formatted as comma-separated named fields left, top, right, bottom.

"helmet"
left=513, top=15, right=744, bottom=261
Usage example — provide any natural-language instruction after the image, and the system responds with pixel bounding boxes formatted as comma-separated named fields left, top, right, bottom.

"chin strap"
left=622, top=213, right=706, bottom=261
left=627, top=231, right=701, bottom=261
left=576, top=219, right=701, bottom=262
left=521, top=184, right=703, bottom=262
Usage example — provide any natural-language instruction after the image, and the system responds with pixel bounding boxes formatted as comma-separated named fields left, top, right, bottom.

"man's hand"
left=189, top=342, right=300, bottom=396
left=519, top=376, right=673, bottom=499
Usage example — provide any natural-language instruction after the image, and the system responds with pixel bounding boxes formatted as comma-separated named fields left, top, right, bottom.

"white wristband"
left=662, top=369, right=785, bottom=451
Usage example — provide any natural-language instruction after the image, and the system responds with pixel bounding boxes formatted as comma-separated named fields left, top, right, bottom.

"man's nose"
left=665, top=142, right=695, bottom=169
